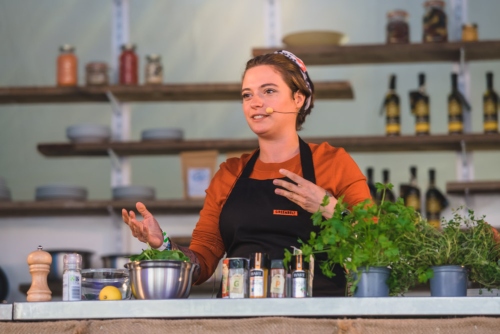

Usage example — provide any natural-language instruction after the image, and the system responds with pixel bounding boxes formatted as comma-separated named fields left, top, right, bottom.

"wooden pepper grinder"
left=27, top=245, right=52, bottom=302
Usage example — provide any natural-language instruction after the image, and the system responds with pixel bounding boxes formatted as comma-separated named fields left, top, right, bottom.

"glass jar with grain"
left=85, top=62, right=109, bottom=86
left=387, top=10, right=409, bottom=44
left=57, top=44, right=78, bottom=86
left=145, top=54, right=163, bottom=85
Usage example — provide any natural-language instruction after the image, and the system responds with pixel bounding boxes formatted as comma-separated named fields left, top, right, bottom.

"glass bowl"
left=81, top=268, right=131, bottom=300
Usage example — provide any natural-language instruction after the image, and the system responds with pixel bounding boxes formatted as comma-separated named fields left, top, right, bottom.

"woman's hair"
left=243, top=53, right=315, bottom=131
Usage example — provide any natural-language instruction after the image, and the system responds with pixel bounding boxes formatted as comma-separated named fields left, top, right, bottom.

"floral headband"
left=274, top=50, right=313, bottom=110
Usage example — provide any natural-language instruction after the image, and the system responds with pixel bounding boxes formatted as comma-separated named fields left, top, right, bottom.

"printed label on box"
left=188, top=167, right=211, bottom=197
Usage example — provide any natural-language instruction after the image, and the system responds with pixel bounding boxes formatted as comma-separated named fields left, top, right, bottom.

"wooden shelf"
left=0, top=199, right=204, bottom=217
left=252, top=40, right=500, bottom=65
left=0, top=81, right=353, bottom=104
left=446, top=181, right=500, bottom=195
left=37, top=133, right=500, bottom=157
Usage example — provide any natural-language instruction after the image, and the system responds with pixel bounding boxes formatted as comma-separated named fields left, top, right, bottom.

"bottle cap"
left=249, top=253, right=268, bottom=270
left=63, top=253, right=82, bottom=270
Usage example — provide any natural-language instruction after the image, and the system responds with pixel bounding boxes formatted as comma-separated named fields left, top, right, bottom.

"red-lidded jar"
left=119, top=43, right=138, bottom=85
left=423, top=0, right=448, bottom=43
left=387, top=10, right=409, bottom=44
left=57, top=44, right=78, bottom=86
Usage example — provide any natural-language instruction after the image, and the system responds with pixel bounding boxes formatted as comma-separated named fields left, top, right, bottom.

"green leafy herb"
left=128, top=248, right=190, bottom=262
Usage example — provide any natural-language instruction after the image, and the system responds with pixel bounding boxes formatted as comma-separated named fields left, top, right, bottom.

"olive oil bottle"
left=383, top=74, right=400, bottom=136
left=401, top=166, right=421, bottom=213
left=483, top=72, right=499, bottom=133
left=425, top=169, right=448, bottom=229
left=366, top=167, right=377, bottom=199
left=447, top=73, right=471, bottom=134
left=410, top=73, right=430, bottom=135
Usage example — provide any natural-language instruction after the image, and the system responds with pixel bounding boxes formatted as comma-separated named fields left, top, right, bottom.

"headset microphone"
left=265, top=107, right=299, bottom=114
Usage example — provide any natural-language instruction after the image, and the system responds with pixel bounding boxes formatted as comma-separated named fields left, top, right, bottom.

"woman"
left=122, top=51, right=371, bottom=296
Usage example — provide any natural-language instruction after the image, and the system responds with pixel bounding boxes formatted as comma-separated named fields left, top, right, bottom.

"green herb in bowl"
left=128, top=248, right=190, bottom=262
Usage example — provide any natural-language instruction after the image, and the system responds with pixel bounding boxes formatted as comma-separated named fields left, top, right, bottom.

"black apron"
left=218, top=137, right=345, bottom=297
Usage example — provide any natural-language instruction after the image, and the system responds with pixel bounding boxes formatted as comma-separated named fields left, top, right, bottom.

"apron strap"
left=240, top=136, right=316, bottom=183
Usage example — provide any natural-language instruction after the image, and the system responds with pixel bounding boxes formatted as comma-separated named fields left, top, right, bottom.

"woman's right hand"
left=122, top=202, right=163, bottom=249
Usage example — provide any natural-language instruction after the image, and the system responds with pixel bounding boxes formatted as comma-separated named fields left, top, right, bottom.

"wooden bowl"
left=282, top=30, right=347, bottom=47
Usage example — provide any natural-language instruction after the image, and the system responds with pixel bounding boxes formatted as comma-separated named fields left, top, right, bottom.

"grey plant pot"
left=353, top=266, right=390, bottom=297
left=430, top=265, right=467, bottom=297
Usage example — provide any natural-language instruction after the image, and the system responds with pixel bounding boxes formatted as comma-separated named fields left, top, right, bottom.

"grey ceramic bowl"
left=125, top=260, right=198, bottom=299
left=141, top=128, right=183, bottom=141
left=46, top=250, right=93, bottom=281
left=112, top=186, right=155, bottom=201
left=101, top=254, right=133, bottom=269
left=0, top=186, right=11, bottom=202
left=66, top=124, right=111, bottom=143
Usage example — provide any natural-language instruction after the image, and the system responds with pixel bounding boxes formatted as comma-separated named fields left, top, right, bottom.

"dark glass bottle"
left=366, top=167, right=377, bottom=199
left=483, top=72, right=499, bottom=134
left=425, top=169, right=447, bottom=229
left=410, top=73, right=430, bottom=135
left=403, top=166, right=421, bottom=213
left=381, top=169, right=396, bottom=203
left=384, top=75, right=400, bottom=136
left=448, top=73, right=463, bottom=134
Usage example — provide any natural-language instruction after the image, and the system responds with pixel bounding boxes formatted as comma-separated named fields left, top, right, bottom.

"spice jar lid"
left=146, top=54, right=161, bottom=61
left=121, top=43, right=136, bottom=51
left=270, top=259, right=285, bottom=269
left=86, top=62, right=108, bottom=70
left=249, top=253, right=268, bottom=269
left=60, top=44, right=75, bottom=52
left=424, top=1, right=446, bottom=8
left=462, top=23, right=478, bottom=29
left=387, top=10, right=408, bottom=18
left=228, top=258, right=247, bottom=269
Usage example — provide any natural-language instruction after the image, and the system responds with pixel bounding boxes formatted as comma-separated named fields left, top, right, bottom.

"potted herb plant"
left=402, top=209, right=500, bottom=297
left=288, top=183, right=422, bottom=297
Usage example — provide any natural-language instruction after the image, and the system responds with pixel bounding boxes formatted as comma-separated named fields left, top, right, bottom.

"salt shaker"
left=62, top=253, right=82, bottom=301
left=27, top=246, right=52, bottom=302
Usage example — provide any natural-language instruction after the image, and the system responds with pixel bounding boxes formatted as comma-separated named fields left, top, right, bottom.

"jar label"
left=406, top=194, right=420, bottom=211
left=250, top=273, right=264, bottom=298
left=229, top=271, right=245, bottom=298
left=270, top=274, right=285, bottom=294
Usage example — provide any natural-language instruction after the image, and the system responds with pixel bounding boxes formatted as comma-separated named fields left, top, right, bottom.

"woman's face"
left=241, top=65, right=305, bottom=138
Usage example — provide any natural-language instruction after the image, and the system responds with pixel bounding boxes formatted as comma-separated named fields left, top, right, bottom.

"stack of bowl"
left=35, top=185, right=88, bottom=201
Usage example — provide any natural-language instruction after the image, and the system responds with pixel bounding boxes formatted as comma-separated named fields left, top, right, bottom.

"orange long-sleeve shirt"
left=189, top=142, right=371, bottom=284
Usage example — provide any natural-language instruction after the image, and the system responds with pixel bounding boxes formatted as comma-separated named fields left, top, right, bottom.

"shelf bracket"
left=107, top=205, right=124, bottom=254
left=264, top=0, right=282, bottom=47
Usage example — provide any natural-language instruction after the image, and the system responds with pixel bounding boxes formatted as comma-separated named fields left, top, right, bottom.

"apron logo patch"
left=273, top=210, right=298, bottom=216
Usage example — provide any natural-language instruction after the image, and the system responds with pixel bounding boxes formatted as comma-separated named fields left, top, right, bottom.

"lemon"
left=99, top=286, right=122, bottom=301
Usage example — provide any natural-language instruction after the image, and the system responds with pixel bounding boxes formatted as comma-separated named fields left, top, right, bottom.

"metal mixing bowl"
left=125, top=260, right=198, bottom=299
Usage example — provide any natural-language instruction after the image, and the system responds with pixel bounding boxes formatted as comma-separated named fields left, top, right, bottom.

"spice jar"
left=386, top=10, right=409, bottom=44
left=462, top=23, right=478, bottom=42
left=423, top=1, right=448, bottom=43
left=85, top=62, right=109, bottom=86
left=145, top=54, right=163, bottom=85
left=269, top=259, right=286, bottom=298
left=57, top=44, right=78, bottom=86
left=227, top=258, right=248, bottom=298
left=119, top=43, right=138, bottom=85
left=249, top=253, right=268, bottom=298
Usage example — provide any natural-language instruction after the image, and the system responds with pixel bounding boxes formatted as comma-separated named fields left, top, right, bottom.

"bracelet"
left=156, top=231, right=171, bottom=251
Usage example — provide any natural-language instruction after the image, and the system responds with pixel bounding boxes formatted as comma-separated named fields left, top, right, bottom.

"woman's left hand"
left=273, top=168, right=337, bottom=219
